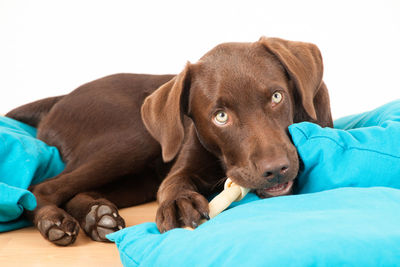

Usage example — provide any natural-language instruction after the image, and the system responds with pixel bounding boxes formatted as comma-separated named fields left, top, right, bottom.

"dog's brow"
left=213, top=97, right=235, bottom=110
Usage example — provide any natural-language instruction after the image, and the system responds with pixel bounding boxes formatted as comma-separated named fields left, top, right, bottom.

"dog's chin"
left=255, top=180, right=294, bottom=199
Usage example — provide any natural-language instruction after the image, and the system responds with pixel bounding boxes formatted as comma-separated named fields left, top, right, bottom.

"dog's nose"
left=260, top=158, right=290, bottom=181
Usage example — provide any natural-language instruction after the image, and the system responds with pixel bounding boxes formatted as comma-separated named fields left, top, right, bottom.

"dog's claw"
left=191, top=221, right=198, bottom=228
left=202, top=212, right=210, bottom=220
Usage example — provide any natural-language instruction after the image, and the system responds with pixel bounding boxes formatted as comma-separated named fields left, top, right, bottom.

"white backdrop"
left=1, top=0, right=399, bottom=119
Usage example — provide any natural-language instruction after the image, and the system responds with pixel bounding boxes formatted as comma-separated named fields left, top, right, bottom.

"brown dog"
left=6, top=37, right=332, bottom=246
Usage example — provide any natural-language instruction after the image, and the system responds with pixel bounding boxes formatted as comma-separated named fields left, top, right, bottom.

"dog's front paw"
left=156, top=191, right=210, bottom=233
left=83, top=203, right=125, bottom=242
left=35, top=205, right=80, bottom=246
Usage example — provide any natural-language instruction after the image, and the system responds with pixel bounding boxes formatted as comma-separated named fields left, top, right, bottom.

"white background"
left=1, top=0, right=399, bottom=119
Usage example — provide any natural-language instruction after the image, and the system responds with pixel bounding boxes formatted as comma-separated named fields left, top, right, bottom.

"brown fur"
left=6, top=37, right=332, bottom=245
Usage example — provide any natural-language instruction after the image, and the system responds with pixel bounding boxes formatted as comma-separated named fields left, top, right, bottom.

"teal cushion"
left=289, top=99, right=400, bottom=194
left=0, top=116, right=65, bottom=232
left=333, top=99, right=400, bottom=130
left=108, top=188, right=400, bottom=266
left=108, top=100, right=400, bottom=266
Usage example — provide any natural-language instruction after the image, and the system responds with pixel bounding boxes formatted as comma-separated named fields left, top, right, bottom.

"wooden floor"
left=0, top=201, right=158, bottom=266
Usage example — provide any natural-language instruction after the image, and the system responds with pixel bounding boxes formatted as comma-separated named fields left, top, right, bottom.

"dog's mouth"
left=255, top=180, right=294, bottom=198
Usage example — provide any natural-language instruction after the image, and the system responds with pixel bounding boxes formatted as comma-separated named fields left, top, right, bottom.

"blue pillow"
left=333, top=99, right=400, bottom=130
left=108, top=100, right=400, bottom=266
left=108, top=188, right=400, bottom=266
left=289, top=99, right=400, bottom=194
left=0, top=116, right=65, bottom=232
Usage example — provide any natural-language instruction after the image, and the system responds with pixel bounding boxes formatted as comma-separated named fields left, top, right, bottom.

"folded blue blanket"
left=0, top=116, right=65, bottom=232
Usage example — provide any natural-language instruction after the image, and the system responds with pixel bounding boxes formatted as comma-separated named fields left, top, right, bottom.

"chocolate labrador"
left=6, top=37, right=332, bottom=246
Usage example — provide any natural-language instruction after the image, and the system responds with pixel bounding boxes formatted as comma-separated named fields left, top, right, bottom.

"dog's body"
left=7, top=37, right=332, bottom=245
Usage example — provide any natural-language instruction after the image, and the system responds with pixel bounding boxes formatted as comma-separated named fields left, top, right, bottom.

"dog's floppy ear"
left=141, top=64, right=191, bottom=162
left=259, top=37, right=323, bottom=120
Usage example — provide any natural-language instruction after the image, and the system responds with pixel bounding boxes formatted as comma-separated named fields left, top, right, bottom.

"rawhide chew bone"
left=185, top=178, right=250, bottom=230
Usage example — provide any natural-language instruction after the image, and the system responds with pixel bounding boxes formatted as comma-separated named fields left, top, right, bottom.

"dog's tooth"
left=118, top=225, right=123, bottom=230
left=113, top=212, right=118, bottom=218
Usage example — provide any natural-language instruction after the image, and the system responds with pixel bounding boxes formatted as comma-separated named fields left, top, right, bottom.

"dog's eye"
left=214, top=111, right=229, bottom=125
left=272, top=92, right=283, bottom=104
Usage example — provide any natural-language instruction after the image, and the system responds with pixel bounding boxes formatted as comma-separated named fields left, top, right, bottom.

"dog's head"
left=142, top=37, right=332, bottom=198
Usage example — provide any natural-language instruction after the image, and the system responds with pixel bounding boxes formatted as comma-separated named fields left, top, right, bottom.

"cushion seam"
left=291, top=126, right=309, bottom=141
left=119, top=247, right=140, bottom=266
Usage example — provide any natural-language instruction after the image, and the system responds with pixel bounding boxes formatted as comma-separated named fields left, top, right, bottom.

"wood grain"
left=0, top=201, right=158, bottom=266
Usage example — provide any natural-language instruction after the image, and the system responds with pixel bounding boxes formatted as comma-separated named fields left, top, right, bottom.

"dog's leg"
left=156, top=126, right=224, bottom=232
left=29, top=204, right=80, bottom=246
left=64, top=171, right=161, bottom=241
left=64, top=192, right=125, bottom=242
left=31, top=157, right=136, bottom=206
left=27, top=161, right=132, bottom=246
left=27, top=121, right=163, bottom=245
left=29, top=156, right=163, bottom=245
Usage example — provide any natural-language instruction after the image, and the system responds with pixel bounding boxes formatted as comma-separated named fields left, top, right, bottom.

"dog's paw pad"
left=36, top=210, right=79, bottom=246
left=97, top=205, right=112, bottom=217
left=84, top=204, right=125, bottom=242
left=98, top=215, right=117, bottom=228
left=96, top=226, right=115, bottom=239
left=48, top=228, right=66, bottom=241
